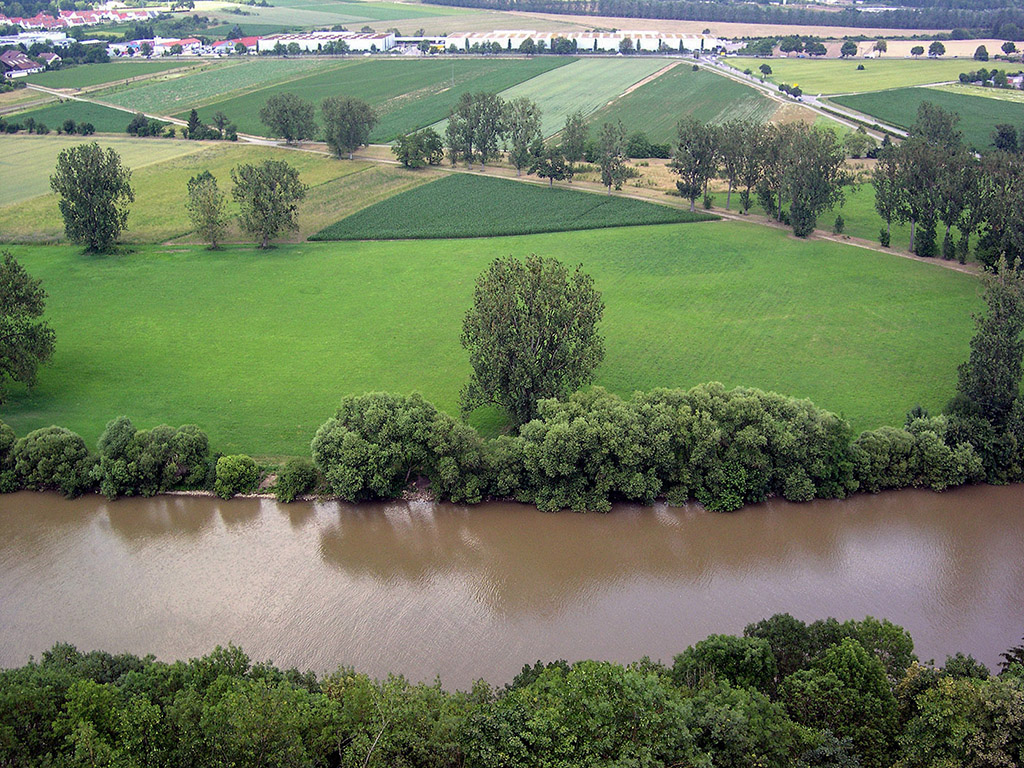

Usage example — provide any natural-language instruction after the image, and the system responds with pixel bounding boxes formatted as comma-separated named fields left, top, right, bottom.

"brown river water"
left=1, top=486, right=1022, bottom=689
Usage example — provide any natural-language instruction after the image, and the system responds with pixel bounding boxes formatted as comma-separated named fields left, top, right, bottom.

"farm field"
left=99, top=58, right=330, bottom=116
left=443, top=57, right=670, bottom=139
left=0, top=134, right=204, bottom=207
left=0, top=138, right=418, bottom=242
left=312, top=173, right=714, bottom=240
left=196, top=0, right=466, bottom=30
left=930, top=83, right=1024, bottom=104
left=585, top=65, right=776, bottom=145
left=179, top=57, right=570, bottom=142
left=728, top=57, right=969, bottom=95
left=831, top=86, right=1018, bottom=150
left=12, top=99, right=143, bottom=135
left=23, top=61, right=198, bottom=90
left=1, top=223, right=977, bottom=456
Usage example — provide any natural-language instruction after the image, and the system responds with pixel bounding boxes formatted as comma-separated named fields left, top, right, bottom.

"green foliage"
left=273, top=457, right=317, bottom=503
left=311, top=173, right=710, bottom=241
left=0, top=419, right=18, bottom=492
left=321, top=96, right=377, bottom=159
left=12, top=425, right=93, bottom=498
left=852, top=416, right=983, bottom=492
left=230, top=159, right=307, bottom=248
left=462, top=254, right=604, bottom=427
left=0, top=251, right=55, bottom=404
left=391, top=127, right=444, bottom=168
left=258, top=92, right=316, bottom=143
left=597, top=120, right=627, bottom=192
left=672, top=634, right=778, bottom=693
left=214, top=454, right=259, bottom=498
left=94, top=416, right=211, bottom=499
left=781, top=638, right=899, bottom=768
left=311, top=392, right=486, bottom=503
left=49, top=142, right=134, bottom=253
left=185, top=170, right=227, bottom=249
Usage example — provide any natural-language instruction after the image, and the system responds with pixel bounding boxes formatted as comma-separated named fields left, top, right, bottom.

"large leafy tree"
left=185, top=170, right=227, bottom=249
left=321, top=96, right=377, bottom=160
left=503, top=96, right=541, bottom=176
left=258, top=92, right=316, bottom=144
left=0, top=251, right=55, bottom=403
left=597, top=120, right=627, bottom=194
left=671, top=118, right=719, bottom=211
left=783, top=124, right=849, bottom=237
left=49, top=142, right=134, bottom=253
left=230, top=160, right=307, bottom=249
left=461, top=254, right=604, bottom=425
left=560, top=108, right=588, bottom=167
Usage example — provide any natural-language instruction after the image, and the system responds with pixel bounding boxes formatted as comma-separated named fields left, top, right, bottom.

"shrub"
left=274, top=457, right=317, bottom=503
left=312, top=392, right=486, bottom=503
left=833, top=215, right=845, bottom=234
left=214, top=454, right=259, bottom=499
left=95, top=418, right=211, bottom=498
left=13, top=426, right=94, bottom=498
left=0, top=420, right=18, bottom=492
left=879, top=228, right=890, bottom=248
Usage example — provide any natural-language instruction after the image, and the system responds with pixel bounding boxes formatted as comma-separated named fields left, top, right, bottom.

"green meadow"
left=729, top=57, right=970, bottom=95
left=312, top=173, right=714, bottom=240
left=2, top=221, right=977, bottom=456
left=13, top=100, right=140, bottom=135
left=585, top=65, right=776, bottom=145
left=831, top=86, right=1023, bottom=151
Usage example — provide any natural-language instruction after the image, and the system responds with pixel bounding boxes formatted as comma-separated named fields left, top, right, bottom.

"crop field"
left=100, top=58, right=331, bottom=116
left=24, top=61, right=198, bottom=90
left=13, top=100, right=141, bottom=135
left=831, top=87, right=1018, bottom=150
left=427, top=57, right=669, bottom=139
left=198, top=0, right=464, bottom=29
left=181, top=57, right=570, bottom=142
left=2, top=223, right=977, bottom=455
left=728, top=57, right=969, bottom=95
left=0, top=134, right=204, bottom=207
left=312, top=173, right=714, bottom=240
left=0, top=140, right=416, bottom=242
left=584, top=66, right=776, bottom=145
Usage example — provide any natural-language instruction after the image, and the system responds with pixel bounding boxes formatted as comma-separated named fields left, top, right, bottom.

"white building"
left=257, top=31, right=395, bottom=53
left=442, top=29, right=726, bottom=53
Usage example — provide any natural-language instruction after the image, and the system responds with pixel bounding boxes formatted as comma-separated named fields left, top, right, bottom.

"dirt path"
left=617, top=60, right=679, bottom=99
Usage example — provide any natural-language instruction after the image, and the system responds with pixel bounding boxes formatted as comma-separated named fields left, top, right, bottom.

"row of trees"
left=1, top=617, right=1021, bottom=768
left=671, top=118, right=849, bottom=236
left=438, top=92, right=634, bottom=191
left=48, top=143, right=307, bottom=252
left=258, top=92, right=377, bottom=158
left=872, top=103, right=1024, bottom=263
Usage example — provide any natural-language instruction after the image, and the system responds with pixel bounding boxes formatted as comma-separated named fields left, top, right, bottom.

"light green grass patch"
left=0, top=134, right=204, bottom=207
left=831, top=86, right=1019, bottom=151
left=312, top=173, right=715, bottom=240
left=728, top=57, right=969, bottom=95
left=24, top=61, right=199, bottom=90
left=100, top=58, right=334, bottom=115
left=2, top=225, right=978, bottom=455
left=585, top=65, right=776, bottom=145
left=184, top=57, right=570, bottom=141
left=930, top=82, right=1024, bottom=104
left=487, top=57, right=669, bottom=138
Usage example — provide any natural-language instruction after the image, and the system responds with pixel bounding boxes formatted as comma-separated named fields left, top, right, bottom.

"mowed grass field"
left=312, top=173, right=714, bottom=240
left=486, top=58, right=669, bottom=138
left=729, top=57, right=970, bottom=95
left=1, top=224, right=978, bottom=456
left=0, top=134, right=205, bottom=207
left=0, top=137, right=432, bottom=242
left=24, top=61, right=199, bottom=89
left=180, top=57, right=570, bottom=142
left=585, top=65, right=776, bottom=145
left=831, top=87, right=1020, bottom=150
left=13, top=100, right=141, bottom=134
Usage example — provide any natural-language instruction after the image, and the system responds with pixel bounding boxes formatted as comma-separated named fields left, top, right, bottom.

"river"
left=1, top=486, right=1022, bottom=688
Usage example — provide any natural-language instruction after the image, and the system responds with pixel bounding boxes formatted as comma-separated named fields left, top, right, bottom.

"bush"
left=274, top=457, right=317, bottom=503
left=879, top=228, right=891, bottom=248
left=12, top=426, right=94, bottom=498
left=0, top=420, right=18, bottom=493
left=311, top=392, right=486, bottom=503
left=833, top=215, right=845, bottom=234
left=95, top=418, right=211, bottom=498
left=214, top=454, right=259, bottom=499
left=672, top=634, right=778, bottom=693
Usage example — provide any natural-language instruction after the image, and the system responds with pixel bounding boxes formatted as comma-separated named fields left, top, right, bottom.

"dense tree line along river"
left=1, top=487, right=1022, bottom=688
